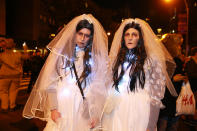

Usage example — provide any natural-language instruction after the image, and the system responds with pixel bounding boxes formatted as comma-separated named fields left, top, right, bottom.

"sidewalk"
left=0, top=77, right=46, bottom=131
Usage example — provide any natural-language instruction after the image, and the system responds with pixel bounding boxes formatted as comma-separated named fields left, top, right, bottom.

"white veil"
left=23, top=14, right=109, bottom=122
left=109, top=18, right=177, bottom=96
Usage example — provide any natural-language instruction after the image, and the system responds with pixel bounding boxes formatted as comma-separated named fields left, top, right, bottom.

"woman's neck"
left=125, top=49, right=136, bottom=62
left=75, top=45, right=85, bottom=51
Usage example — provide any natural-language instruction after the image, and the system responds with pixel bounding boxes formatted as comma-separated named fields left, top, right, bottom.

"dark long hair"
left=76, top=19, right=94, bottom=87
left=113, top=22, right=147, bottom=92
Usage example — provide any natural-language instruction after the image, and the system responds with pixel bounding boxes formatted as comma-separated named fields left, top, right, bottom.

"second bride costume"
left=23, top=14, right=109, bottom=131
left=102, top=18, right=177, bottom=131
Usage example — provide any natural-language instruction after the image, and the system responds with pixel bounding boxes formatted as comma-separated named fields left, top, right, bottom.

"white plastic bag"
left=176, top=81, right=196, bottom=116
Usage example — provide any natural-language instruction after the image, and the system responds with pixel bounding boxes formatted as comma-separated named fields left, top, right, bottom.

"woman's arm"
left=146, top=60, right=166, bottom=131
left=47, top=86, right=61, bottom=123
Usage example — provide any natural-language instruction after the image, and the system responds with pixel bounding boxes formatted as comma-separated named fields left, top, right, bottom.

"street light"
left=184, top=0, right=189, bottom=56
left=163, top=0, right=189, bottom=56
left=163, top=0, right=177, bottom=33
left=164, top=0, right=172, bottom=3
left=107, top=32, right=111, bottom=36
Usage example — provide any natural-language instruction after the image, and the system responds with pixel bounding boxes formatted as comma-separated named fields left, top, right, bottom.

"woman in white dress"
left=102, top=18, right=177, bottom=131
left=23, top=14, right=109, bottom=131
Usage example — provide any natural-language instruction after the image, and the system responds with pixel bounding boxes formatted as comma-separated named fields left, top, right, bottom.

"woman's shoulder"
left=144, top=57, right=163, bottom=72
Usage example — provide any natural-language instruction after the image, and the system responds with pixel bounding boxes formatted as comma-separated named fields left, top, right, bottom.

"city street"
left=0, top=77, right=46, bottom=131
left=0, top=76, right=197, bottom=131
left=0, top=0, right=197, bottom=131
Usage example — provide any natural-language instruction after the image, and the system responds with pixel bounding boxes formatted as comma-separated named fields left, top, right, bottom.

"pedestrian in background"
left=0, top=37, right=28, bottom=113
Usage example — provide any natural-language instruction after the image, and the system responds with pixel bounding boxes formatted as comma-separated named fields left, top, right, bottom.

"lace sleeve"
left=145, top=59, right=166, bottom=108
left=46, top=56, right=68, bottom=111
left=146, top=59, right=166, bottom=130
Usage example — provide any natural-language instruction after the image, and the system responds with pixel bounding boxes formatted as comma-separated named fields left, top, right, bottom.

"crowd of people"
left=157, top=34, right=197, bottom=131
left=0, top=37, right=28, bottom=113
left=0, top=37, right=47, bottom=113
left=0, top=14, right=196, bottom=131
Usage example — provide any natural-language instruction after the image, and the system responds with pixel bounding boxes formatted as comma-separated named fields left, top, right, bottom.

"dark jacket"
left=185, top=58, right=197, bottom=92
left=159, top=57, right=185, bottom=117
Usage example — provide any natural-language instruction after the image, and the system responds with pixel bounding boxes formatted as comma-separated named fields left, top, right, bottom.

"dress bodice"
left=118, top=62, right=132, bottom=93
left=116, top=59, right=166, bottom=107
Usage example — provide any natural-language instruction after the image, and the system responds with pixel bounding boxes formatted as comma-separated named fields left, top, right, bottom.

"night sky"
left=6, top=0, right=187, bottom=33
left=92, top=0, right=185, bottom=31
left=5, top=0, right=196, bottom=47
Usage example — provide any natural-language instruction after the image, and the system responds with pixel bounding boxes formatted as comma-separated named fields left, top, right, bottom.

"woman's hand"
left=89, top=117, right=99, bottom=129
left=51, top=109, right=61, bottom=123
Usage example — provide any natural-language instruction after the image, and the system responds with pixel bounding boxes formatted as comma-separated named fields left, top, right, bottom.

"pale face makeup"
left=124, top=28, right=139, bottom=49
left=75, top=28, right=91, bottom=48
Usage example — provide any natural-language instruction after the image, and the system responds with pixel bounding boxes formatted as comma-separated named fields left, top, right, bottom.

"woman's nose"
left=128, top=35, right=133, bottom=40
left=81, top=34, right=85, bottom=40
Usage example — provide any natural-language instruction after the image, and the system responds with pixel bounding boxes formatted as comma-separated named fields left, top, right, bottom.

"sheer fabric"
left=102, top=18, right=177, bottom=131
left=109, top=18, right=177, bottom=96
left=23, top=14, right=109, bottom=130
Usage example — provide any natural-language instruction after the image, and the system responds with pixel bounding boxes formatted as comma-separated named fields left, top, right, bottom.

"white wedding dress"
left=44, top=48, right=92, bottom=131
left=102, top=59, right=165, bottom=131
